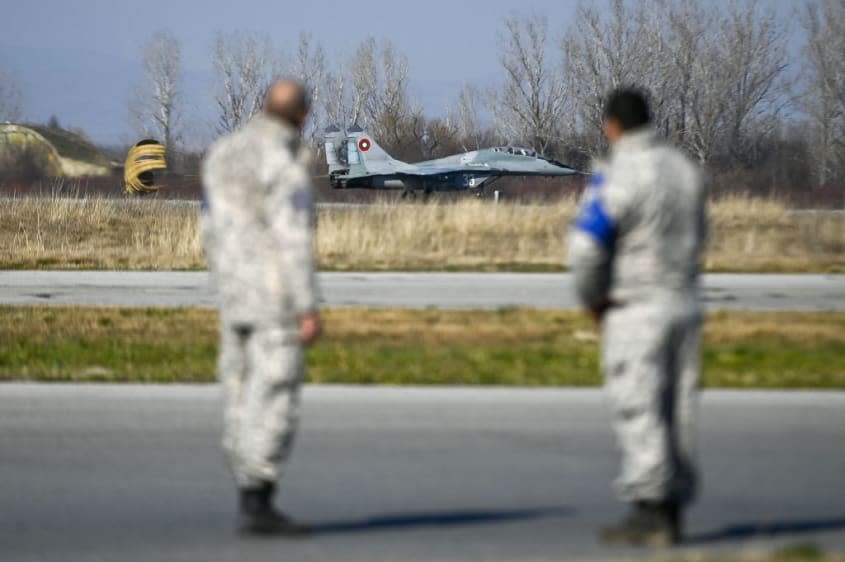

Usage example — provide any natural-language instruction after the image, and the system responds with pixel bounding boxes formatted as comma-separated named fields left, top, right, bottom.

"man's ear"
left=603, top=118, right=623, bottom=144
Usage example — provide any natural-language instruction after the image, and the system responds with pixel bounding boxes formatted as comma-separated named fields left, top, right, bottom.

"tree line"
left=2, top=0, right=842, bottom=191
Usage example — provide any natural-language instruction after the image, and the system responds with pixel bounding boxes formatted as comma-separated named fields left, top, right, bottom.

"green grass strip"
left=1, top=307, right=843, bottom=388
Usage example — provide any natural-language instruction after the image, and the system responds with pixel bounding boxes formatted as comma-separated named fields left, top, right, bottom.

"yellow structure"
left=0, top=124, right=64, bottom=178
left=124, top=140, right=167, bottom=195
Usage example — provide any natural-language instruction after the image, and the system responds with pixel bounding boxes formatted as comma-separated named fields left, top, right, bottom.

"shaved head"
left=264, top=80, right=310, bottom=129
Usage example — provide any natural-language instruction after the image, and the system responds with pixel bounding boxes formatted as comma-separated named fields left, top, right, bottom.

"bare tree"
left=491, top=14, right=570, bottom=155
left=800, top=0, right=845, bottom=186
left=683, top=51, right=732, bottom=164
left=323, top=38, right=421, bottom=157
left=212, top=31, right=275, bottom=133
left=288, top=32, right=327, bottom=146
left=188, top=3, right=808, bottom=191
left=0, top=63, right=23, bottom=122
left=667, top=0, right=787, bottom=165
left=322, top=38, right=417, bottom=133
left=558, top=0, right=788, bottom=166
left=130, top=30, right=182, bottom=152
left=322, top=67, right=350, bottom=130
left=449, top=84, right=486, bottom=151
left=560, top=1, right=657, bottom=155
left=320, top=38, right=377, bottom=132
left=717, top=0, right=790, bottom=161
left=348, top=38, right=378, bottom=128
left=652, top=0, right=711, bottom=146
left=658, top=0, right=738, bottom=165
left=376, top=41, right=418, bottom=148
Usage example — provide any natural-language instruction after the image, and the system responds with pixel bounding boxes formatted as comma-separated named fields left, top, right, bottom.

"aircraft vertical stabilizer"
left=323, top=125, right=347, bottom=174
left=344, top=125, right=397, bottom=165
left=324, top=124, right=407, bottom=178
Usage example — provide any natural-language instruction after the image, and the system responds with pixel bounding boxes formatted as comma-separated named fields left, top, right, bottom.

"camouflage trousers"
left=601, top=296, right=702, bottom=506
left=218, top=321, right=304, bottom=489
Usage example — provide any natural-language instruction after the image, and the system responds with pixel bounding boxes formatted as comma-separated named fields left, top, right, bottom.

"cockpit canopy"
left=493, top=146, right=538, bottom=158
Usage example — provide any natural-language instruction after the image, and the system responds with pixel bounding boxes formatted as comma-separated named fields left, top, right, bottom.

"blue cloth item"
left=588, top=172, right=605, bottom=188
left=576, top=174, right=615, bottom=248
left=576, top=198, right=616, bottom=248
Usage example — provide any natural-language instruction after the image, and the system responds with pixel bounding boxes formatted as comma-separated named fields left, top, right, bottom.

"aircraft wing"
left=396, top=163, right=578, bottom=177
left=400, top=165, right=504, bottom=176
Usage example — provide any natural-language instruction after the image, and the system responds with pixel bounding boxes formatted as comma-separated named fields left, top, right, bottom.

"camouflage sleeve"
left=568, top=231, right=612, bottom=309
left=199, top=147, right=221, bottom=273
left=267, top=149, right=318, bottom=316
left=567, top=169, right=631, bottom=309
left=697, top=169, right=709, bottom=256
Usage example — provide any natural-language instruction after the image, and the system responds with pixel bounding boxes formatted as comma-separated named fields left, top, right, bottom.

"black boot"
left=599, top=501, right=681, bottom=547
left=239, top=482, right=310, bottom=537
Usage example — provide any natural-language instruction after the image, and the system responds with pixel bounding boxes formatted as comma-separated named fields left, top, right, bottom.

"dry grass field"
left=0, top=198, right=202, bottom=269
left=0, top=195, right=842, bottom=272
left=659, top=543, right=845, bottom=562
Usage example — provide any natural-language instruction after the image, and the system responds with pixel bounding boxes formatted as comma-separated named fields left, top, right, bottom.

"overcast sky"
left=1, top=0, right=801, bottom=144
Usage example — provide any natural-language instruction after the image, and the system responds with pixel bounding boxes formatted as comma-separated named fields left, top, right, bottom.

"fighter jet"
left=324, top=125, right=580, bottom=197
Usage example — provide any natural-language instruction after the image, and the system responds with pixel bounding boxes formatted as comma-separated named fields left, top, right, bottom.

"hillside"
left=26, top=125, right=113, bottom=168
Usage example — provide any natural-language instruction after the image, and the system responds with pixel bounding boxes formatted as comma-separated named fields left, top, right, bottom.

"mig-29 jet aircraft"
left=324, top=125, right=580, bottom=197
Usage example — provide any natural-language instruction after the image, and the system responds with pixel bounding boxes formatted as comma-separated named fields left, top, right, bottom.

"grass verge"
left=1, top=307, right=843, bottom=387
left=659, top=543, right=845, bottom=561
left=1, top=195, right=842, bottom=272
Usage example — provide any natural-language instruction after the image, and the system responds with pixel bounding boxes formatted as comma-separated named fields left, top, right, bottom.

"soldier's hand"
left=299, top=312, right=322, bottom=346
left=590, top=299, right=618, bottom=324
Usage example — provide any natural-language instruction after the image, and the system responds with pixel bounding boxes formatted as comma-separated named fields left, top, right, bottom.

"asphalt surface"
left=1, top=271, right=844, bottom=310
left=1, top=385, right=843, bottom=562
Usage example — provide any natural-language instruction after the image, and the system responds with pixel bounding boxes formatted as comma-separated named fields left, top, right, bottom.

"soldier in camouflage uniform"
left=201, top=80, right=321, bottom=536
left=568, top=89, right=707, bottom=547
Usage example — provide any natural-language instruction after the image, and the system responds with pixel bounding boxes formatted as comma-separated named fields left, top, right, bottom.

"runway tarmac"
left=1, top=384, right=843, bottom=562
left=1, top=271, right=843, bottom=310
